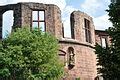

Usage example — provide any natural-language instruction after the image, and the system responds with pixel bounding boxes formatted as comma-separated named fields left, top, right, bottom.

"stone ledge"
left=59, top=38, right=95, bottom=49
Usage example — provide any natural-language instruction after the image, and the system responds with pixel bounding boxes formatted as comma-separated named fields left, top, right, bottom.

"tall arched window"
left=68, top=47, right=75, bottom=69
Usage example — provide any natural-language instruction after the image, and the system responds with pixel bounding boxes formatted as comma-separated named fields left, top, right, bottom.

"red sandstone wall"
left=58, top=11, right=97, bottom=80
left=59, top=40, right=97, bottom=80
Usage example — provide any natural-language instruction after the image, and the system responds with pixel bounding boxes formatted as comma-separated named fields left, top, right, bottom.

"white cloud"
left=81, top=0, right=101, bottom=16
left=0, top=1, right=6, bottom=5
left=94, top=14, right=112, bottom=30
left=81, top=0, right=112, bottom=30
left=81, top=0, right=110, bottom=17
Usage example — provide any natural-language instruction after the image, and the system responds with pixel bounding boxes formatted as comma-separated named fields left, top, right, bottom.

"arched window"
left=68, top=47, right=75, bottom=69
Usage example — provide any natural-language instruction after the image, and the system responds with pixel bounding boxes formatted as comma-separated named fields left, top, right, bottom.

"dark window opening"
left=68, top=47, right=75, bottom=69
left=71, top=26, right=75, bottom=39
left=62, top=23, right=64, bottom=38
left=32, top=11, right=45, bottom=31
left=84, top=19, right=91, bottom=43
left=70, top=14, right=75, bottom=39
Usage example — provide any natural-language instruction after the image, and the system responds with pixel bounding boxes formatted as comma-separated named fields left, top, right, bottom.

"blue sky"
left=66, top=0, right=84, bottom=8
left=65, top=0, right=111, bottom=19
left=0, top=0, right=112, bottom=37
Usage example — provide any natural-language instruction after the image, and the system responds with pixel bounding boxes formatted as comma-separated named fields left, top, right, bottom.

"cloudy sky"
left=0, top=0, right=112, bottom=37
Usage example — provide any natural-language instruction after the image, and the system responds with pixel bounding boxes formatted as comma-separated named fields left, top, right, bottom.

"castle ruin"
left=0, top=2, right=110, bottom=80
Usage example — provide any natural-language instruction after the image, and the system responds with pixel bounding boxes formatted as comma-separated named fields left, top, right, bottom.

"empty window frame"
left=2, top=10, right=14, bottom=38
left=101, top=37, right=107, bottom=48
left=84, top=19, right=91, bottom=43
left=32, top=11, right=45, bottom=31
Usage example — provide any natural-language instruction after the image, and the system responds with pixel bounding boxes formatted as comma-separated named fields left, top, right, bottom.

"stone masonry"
left=59, top=11, right=97, bottom=80
left=95, top=30, right=111, bottom=47
left=0, top=2, right=109, bottom=80
left=0, top=2, right=62, bottom=39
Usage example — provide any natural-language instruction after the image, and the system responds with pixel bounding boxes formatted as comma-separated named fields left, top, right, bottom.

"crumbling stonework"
left=0, top=2, right=110, bottom=80
left=0, top=2, right=63, bottom=39
left=95, top=30, right=111, bottom=47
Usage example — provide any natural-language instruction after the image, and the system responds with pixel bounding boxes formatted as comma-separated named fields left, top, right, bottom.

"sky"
left=0, top=0, right=112, bottom=37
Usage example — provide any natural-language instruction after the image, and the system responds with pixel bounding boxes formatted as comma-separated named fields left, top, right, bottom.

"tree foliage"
left=95, top=2, right=120, bottom=80
left=0, top=28, right=64, bottom=80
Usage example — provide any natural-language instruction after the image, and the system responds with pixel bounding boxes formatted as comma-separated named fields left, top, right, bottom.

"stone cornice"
left=59, top=38, right=95, bottom=49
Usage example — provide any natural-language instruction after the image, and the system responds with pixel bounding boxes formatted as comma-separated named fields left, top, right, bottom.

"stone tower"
left=59, top=11, right=97, bottom=80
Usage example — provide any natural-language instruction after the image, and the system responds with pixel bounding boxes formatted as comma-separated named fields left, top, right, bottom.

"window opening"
left=32, top=11, right=45, bottom=31
left=2, top=10, right=13, bottom=38
left=84, top=19, right=91, bottom=43
left=101, top=37, right=107, bottom=48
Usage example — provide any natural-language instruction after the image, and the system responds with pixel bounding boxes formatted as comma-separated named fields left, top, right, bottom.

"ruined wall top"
left=0, top=2, right=60, bottom=10
left=71, top=11, right=93, bottom=21
left=70, top=10, right=95, bottom=47
left=0, top=2, right=63, bottom=39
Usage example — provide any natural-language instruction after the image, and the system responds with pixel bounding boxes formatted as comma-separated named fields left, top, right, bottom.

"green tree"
left=0, top=28, right=64, bottom=80
left=95, top=1, right=120, bottom=80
